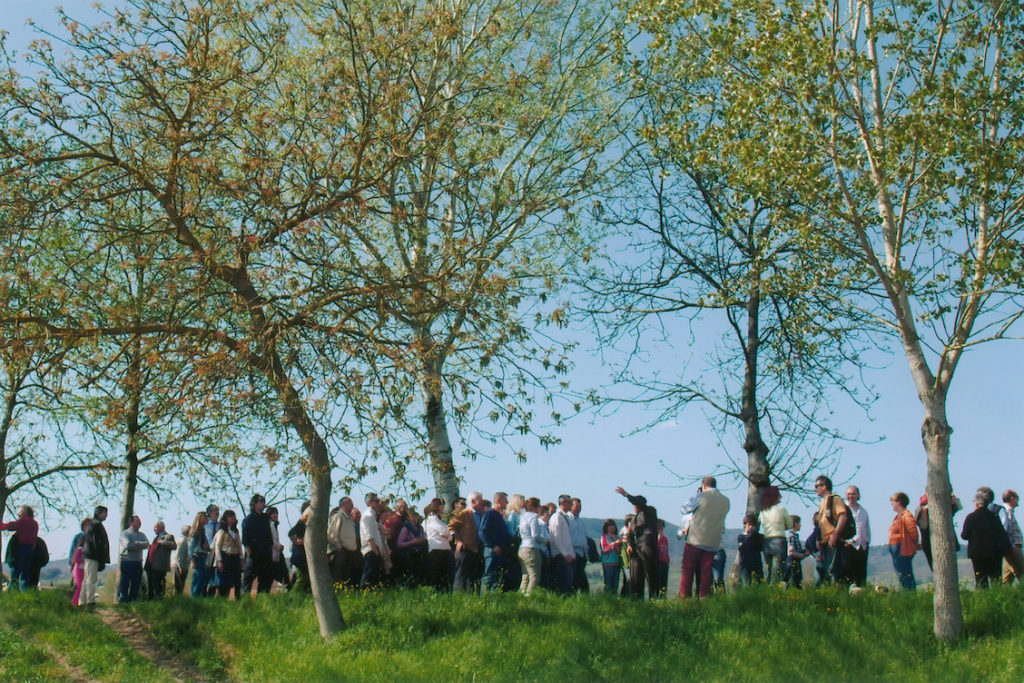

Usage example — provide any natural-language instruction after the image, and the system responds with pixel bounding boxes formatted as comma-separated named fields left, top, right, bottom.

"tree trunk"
left=922, top=398, right=962, bottom=641
left=120, top=447, right=139, bottom=531
left=740, top=268, right=770, bottom=516
left=119, top=343, right=142, bottom=531
left=420, top=367, right=459, bottom=510
left=266, top=350, right=345, bottom=637
left=0, top=365, right=25, bottom=523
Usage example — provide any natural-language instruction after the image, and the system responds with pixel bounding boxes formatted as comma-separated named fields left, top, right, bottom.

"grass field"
left=2, top=584, right=1023, bottom=681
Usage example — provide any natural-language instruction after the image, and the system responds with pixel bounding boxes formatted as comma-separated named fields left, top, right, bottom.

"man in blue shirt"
left=472, top=492, right=511, bottom=592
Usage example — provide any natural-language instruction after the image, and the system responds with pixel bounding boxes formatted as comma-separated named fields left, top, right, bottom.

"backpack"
left=587, top=536, right=600, bottom=564
left=33, top=537, right=50, bottom=568
left=826, top=495, right=857, bottom=540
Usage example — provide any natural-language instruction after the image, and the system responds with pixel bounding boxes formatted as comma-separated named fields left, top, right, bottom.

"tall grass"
left=5, top=584, right=1024, bottom=681
left=0, top=590, right=172, bottom=682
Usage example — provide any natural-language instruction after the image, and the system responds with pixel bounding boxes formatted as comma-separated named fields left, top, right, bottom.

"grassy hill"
left=3, top=582, right=1023, bottom=681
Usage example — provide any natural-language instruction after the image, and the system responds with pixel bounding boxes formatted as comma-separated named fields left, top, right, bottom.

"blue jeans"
left=602, top=563, right=620, bottom=594
left=820, top=543, right=846, bottom=584
left=118, top=560, right=143, bottom=602
left=763, top=537, right=787, bottom=583
left=712, top=548, right=726, bottom=589
left=482, top=546, right=506, bottom=592
left=889, top=544, right=916, bottom=590
left=190, top=559, right=210, bottom=597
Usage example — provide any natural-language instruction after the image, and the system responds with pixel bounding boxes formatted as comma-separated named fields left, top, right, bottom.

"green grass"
left=0, top=589, right=173, bottom=682
left=4, top=585, right=1024, bottom=681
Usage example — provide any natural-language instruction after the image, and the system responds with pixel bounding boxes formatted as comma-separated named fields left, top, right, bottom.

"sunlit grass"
left=0, top=590, right=172, bottom=682
left=4, top=583, right=1024, bottom=681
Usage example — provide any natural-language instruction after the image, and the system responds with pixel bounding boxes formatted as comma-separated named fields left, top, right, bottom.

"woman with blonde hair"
left=188, top=511, right=211, bottom=597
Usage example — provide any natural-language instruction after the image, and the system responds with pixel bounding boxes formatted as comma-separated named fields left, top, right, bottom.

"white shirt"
left=423, top=514, right=451, bottom=552
left=519, top=511, right=543, bottom=550
left=270, top=520, right=281, bottom=561
left=848, top=503, right=871, bottom=550
left=360, top=506, right=384, bottom=556
left=118, top=528, right=148, bottom=562
left=548, top=510, right=575, bottom=559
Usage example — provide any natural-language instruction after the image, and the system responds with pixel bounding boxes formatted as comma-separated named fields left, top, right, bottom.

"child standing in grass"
left=785, top=515, right=808, bottom=589
left=737, top=514, right=764, bottom=585
left=657, top=519, right=670, bottom=597
left=600, top=519, right=622, bottom=595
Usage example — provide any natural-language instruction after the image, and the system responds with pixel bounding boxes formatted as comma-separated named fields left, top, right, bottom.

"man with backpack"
left=814, top=475, right=852, bottom=585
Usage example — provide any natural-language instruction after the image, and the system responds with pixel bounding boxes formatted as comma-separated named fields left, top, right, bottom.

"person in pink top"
left=71, top=537, right=86, bottom=605
left=1, top=505, right=40, bottom=591
left=657, top=519, right=670, bottom=597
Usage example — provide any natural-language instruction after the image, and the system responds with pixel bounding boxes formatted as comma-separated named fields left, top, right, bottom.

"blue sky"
left=2, top=1, right=1022, bottom=567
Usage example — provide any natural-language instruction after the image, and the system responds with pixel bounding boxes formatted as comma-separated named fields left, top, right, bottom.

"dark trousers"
left=972, top=556, right=1002, bottom=588
left=173, top=566, right=188, bottom=595
left=217, top=555, right=242, bottom=596
left=360, top=551, right=382, bottom=589
left=118, top=560, right=143, bottom=603
left=453, top=548, right=483, bottom=592
left=9, top=544, right=34, bottom=591
left=330, top=548, right=364, bottom=588
left=572, top=555, right=590, bottom=594
left=550, top=554, right=574, bottom=594
left=846, top=546, right=868, bottom=587
left=634, top=543, right=659, bottom=599
left=241, top=556, right=274, bottom=594
left=425, top=549, right=452, bottom=591
left=146, top=568, right=167, bottom=599
left=503, top=548, right=522, bottom=592
left=785, top=557, right=804, bottom=589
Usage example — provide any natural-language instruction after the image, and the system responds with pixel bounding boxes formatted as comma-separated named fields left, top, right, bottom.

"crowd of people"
left=3, top=475, right=1023, bottom=601
left=728, top=476, right=1023, bottom=594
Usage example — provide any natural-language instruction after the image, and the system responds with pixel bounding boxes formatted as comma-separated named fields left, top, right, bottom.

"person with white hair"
left=1, top=505, right=39, bottom=591
left=172, top=524, right=191, bottom=594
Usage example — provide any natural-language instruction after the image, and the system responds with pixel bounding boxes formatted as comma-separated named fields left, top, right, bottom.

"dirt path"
left=17, top=630, right=96, bottom=683
left=96, top=608, right=210, bottom=683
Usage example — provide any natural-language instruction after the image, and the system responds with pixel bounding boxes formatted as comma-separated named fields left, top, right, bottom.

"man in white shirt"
left=359, top=492, right=388, bottom=589
left=423, top=498, right=452, bottom=591
left=844, top=485, right=871, bottom=587
left=547, top=494, right=576, bottom=594
left=568, top=497, right=590, bottom=593
left=679, top=477, right=729, bottom=599
left=1000, top=489, right=1024, bottom=583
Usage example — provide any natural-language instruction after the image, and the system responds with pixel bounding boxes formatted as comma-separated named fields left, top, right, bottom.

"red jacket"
left=1, top=516, right=39, bottom=546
